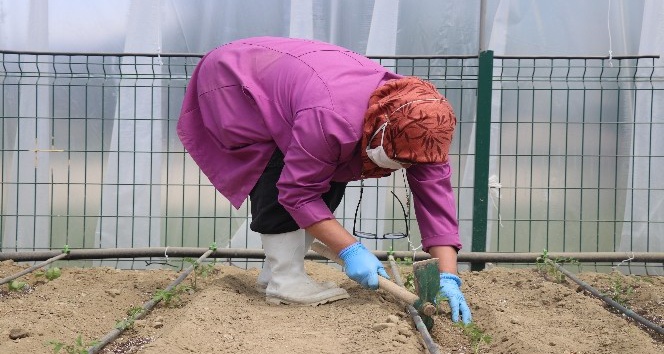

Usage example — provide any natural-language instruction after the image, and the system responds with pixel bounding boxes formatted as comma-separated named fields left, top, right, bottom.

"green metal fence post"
left=471, top=50, right=494, bottom=271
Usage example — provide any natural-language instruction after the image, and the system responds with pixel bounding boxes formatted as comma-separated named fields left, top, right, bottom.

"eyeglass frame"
left=352, top=179, right=411, bottom=240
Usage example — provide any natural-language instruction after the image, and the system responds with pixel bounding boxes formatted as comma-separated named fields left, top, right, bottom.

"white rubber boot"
left=260, top=230, right=349, bottom=305
left=255, top=232, right=338, bottom=293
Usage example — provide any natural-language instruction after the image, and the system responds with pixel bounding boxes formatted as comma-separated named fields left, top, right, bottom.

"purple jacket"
left=177, top=37, right=461, bottom=251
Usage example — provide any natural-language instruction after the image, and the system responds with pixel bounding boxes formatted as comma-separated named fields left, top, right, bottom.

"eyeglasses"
left=352, top=180, right=410, bottom=240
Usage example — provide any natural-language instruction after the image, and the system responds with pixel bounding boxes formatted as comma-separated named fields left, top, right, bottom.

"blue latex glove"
left=439, top=273, right=472, bottom=324
left=339, top=242, right=390, bottom=290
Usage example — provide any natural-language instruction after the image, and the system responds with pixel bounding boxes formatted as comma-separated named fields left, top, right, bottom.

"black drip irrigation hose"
left=387, top=255, right=441, bottom=354
left=0, top=251, right=69, bottom=286
left=87, top=248, right=215, bottom=354
left=552, top=262, right=664, bottom=336
left=2, top=248, right=664, bottom=263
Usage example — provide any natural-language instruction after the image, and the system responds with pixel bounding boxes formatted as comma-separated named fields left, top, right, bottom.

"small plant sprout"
left=36, top=267, right=62, bottom=282
left=153, top=284, right=191, bottom=307
left=198, top=261, right=217, bottom=278
left=536, top=249, right=578, bottom=283
left=182, top=257, right=199, bottom=288
left=114, top=319, right=131, bottom=331
left=387, top=247, right=415, bottom=291
left=388, top=246, right=414, bottom=266
left=434, top=292, right=449, bottom=309
left=387, top=247, right=395, bottom=257
left=203, top=242, right=219, bottom=274
left=45, top=267, right=62, bottom=281
left=605, top=271, right=634, bottom=306
left=397, top=256, right=414, bottom=266
left=183, top=257, right=216, bottom=289
left=48, top=335, right=98, bottom=354
left=394, top=255, right=415, bottom=292
left=153, top=288, right=176, bottom=306
left=115, top=306, right=145, bottom=330
left=8, top=279, right=27, bottom=292
left=403, top=272, right=416, bottom=293
left=457, top=323, right=492, bottom=354
left=535, top=248, right=552, bottom=268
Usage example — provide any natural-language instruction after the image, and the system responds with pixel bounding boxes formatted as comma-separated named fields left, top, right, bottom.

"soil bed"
left=1, top=260, right=662, bottom=354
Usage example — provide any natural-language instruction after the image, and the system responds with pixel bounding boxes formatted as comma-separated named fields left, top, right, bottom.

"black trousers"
left=249, top=149, right=347, bottom=234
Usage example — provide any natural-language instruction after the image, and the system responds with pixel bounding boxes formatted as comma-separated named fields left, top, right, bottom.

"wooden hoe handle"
left=311, top=242, right=436, bottom=316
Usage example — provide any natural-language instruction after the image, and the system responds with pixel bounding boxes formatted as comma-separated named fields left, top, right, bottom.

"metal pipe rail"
left=1, top=248, right=663, bottom=263
left=0, top=247, right=664, bottom=263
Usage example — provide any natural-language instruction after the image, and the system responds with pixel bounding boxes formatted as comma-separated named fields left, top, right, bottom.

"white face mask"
left=365, top=122, right=406, bottom=170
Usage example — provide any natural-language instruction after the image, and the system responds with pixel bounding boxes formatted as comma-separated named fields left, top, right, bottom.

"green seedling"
left=127, top=306, right=144, bottom=317
left=432, top=290, right=453, bottom=318
left=535, top=248, right=551, bottom=267
left=387, top=247, right=413, bottom=266
left=8, top=280, right=27, bottom=291
left=153, top=284, right=191, bottom=307
left=36, top=267, right=62, bottom=281
left=396, top=256, right=413, bottom=266
left=153, top=288, right=178, bottom=306
left=434, top=292, right=449, bottom=308
left=197, top=260, right=217, bottom=278
left=604, top=271, right=634, bottom=306
left=48, top=335, right=98, bottom=354
left=392, top=254, right=415, bottom=292
left=456, top=323, right=492, bottom=354
left=182, top=257, right=199, bottom=288
left=403, top=272, right=416, bottom=293
left=46, top=267, right=62, bottom=281
left=536, top=249, right=578, bottom=283
left=183, top=257, right=217, bottom=289
left=115, top=306, right=145, bottom=330
left=115, top=319, right=131, bottom=331
left=199, top=263, right=216, bottom=280
left=181, top=242, right=219, bottom=287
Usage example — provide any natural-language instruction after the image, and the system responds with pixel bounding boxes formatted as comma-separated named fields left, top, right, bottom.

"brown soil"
left=0, top=260, right=662, bottom=354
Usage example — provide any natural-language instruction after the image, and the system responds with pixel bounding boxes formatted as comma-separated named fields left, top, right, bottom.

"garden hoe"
left=311, top=242, right=439, bottom=329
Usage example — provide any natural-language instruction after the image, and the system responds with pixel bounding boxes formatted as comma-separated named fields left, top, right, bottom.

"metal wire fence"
left=1, top=51, right=662, bottom=272
left=488, top=56, right=662, bottom=270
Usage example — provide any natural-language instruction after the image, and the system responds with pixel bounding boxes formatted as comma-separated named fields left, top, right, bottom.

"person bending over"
left=178, top=36, right=472, bottom=324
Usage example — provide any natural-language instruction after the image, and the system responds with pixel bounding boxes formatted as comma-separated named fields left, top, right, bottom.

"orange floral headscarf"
left=361, top=77, right=457, bottom=178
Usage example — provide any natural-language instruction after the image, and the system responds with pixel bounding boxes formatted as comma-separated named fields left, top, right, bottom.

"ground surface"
left=0, top=259, right=662, bottom=354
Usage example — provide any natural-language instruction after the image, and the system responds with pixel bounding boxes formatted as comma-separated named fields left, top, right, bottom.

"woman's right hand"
left=338, top=242, right=390, bottom=289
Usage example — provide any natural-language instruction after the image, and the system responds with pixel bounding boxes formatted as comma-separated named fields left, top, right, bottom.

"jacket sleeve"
left=406, top=162, right=462, bottom=252
left=277, top=107, right=358, bottom=228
